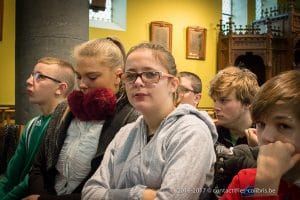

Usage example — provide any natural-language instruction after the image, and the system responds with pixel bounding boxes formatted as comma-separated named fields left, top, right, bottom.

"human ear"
left=170, top=77, right=179, bottom=93
left=114, top=68, right=123, bottom=86
left=56, top=82, right=68, bottom=96
left=194, top=93, right=202, bottom=104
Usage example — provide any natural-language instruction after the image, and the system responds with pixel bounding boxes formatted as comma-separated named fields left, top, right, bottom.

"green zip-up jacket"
left=0, top=115, right=52, bottom=200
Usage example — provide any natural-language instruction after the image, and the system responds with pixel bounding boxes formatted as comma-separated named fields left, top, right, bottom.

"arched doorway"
left=234, top=52, right=266, bottom=85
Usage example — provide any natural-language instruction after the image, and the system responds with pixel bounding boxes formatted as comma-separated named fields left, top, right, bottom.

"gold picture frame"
left=186, top=26, right=207, bottom=60
left=150, top=21, right=172, bottom=52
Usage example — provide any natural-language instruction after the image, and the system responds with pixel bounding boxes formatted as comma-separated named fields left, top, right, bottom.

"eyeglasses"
left=121, top=71, right=174, bottom=84
left=178, top=85, right=195, bottom=94
left=31, top=72, right=62, bottom=83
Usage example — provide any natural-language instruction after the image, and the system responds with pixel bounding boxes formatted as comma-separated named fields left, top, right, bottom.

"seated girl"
left=82, top=42, right=218, bottom=200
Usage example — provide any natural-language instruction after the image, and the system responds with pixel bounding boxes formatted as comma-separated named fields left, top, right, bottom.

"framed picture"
left=0, top=0, right=3, bottom=41
left=150, top=21, right=172, bottom=52
left=186, top=26, right=207, bottom=60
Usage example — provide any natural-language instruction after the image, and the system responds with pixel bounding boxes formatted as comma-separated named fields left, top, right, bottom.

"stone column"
left=15, top=0, right=88, bottom=124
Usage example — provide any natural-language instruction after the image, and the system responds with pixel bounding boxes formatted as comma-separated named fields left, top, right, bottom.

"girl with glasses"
left=82, top=42, right=217, bottom=200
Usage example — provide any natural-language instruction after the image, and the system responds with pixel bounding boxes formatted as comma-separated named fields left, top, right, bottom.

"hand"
left=245, top=128, right=258, bottom=147
left=22, top=195, right=40, bottom=200
left=255, top=141, right=300, bottom=195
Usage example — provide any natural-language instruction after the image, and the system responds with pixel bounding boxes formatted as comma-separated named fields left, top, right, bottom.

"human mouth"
left=216, top=114, right=223, bottom=119
left=26, top=89, right=33, bottom=95
left=133, top=92, right=148, bottom=100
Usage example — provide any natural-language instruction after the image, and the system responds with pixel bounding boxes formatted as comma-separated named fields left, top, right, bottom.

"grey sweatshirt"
left=82, top=104, right=218, bottom=200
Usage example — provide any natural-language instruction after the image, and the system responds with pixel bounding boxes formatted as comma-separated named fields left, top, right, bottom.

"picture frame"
left=0, top=0, right=3, bottom=41
left=186, top=26, right=207, bottom=60
left=150, top=21, right=172, bottom=52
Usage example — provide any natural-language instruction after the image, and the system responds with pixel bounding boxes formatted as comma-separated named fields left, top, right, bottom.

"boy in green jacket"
left=0, top=57, right=75, bottom=200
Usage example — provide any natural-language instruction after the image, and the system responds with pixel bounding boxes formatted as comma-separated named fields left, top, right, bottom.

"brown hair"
left=126, top=42, right=178, bottom=103
left=177, top=71, right=202, bottom=93
left=37, top=57, right=75, bottom=96
left=251, top=70, right=300, bottom=122
left=126, top=42, right=177, bottom=76
left=209, top=66, right=259, bottom=105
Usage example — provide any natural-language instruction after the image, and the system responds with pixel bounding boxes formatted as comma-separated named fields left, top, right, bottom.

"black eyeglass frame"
left=121, top=71, right=174, bottom=84
left=178, top=85, right=197, bottom=94
left=31, top=72, right=62, bottom=83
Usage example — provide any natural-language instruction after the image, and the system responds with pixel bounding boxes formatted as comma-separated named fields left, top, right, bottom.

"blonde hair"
left=37, top=57, right=75, bottom=96
left=209, top=66, right=259, bottom=105
left=73, top=37, right=125, bottom=70
left=251, top=70, right=300, bottom=121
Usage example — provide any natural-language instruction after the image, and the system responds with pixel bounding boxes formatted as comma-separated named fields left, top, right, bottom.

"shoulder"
left=109, top=117, right=143, bottom=148
left=172, top=105, right=213, bottom=127
left=168, top=105, right=218, bottom=142
left=115, top=96, right=140, bottom=124
left=22, top=116, right=41, bottom=136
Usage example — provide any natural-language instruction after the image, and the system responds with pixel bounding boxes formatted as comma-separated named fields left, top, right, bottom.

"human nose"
left=132, top=74, right=144, bottom=85
left=26, top=74, right=34, bottom=85
left=258, top=125, right=277, bottom=145
left=78, top=79, right=88, bottom=91
left=213, top=101, right=222, bottom=112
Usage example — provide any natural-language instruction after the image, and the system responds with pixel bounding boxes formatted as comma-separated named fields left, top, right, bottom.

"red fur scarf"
left=67, top=89, right=117, bottom=121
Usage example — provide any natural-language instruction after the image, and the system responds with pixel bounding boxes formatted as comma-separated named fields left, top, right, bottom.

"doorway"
left=234, top=52, right=266, bottom=85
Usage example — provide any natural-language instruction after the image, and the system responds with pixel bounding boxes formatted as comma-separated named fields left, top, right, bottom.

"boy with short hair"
left=177, top=71, right=202, bottom=107
left=221, top=70, right=300, bottom=199
left=209, top=66, right=259, bottom=147
left=0, top=57, right=75, bottom=200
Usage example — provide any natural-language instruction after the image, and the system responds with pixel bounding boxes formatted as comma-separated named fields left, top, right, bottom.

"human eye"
left=34, top=72, right=45, bottom=80
left=178, top=86, right=188, bottom=93
left=220, top=97, right=229, bottom=104
left=125, top=72, right=137, bottom=81
left=87, top=73, right=101, bottom=81
left=143, top=71, right=159, bottom=79
left=88, top=75, right=98, bottom=80
left=277, top=123, right=291, bottom=131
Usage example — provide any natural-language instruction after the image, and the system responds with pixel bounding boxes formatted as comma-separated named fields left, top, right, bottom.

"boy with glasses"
left=177, top=71, right=202, bottom=107
left=0, top=57, right=75, bottom=200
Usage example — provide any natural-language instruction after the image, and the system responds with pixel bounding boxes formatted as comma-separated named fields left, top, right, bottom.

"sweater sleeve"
left=82, top=124, right=141, bottom=200
left=155, top=119, right=216, bottom=200
left=0, top=123, right=32, bottom=199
